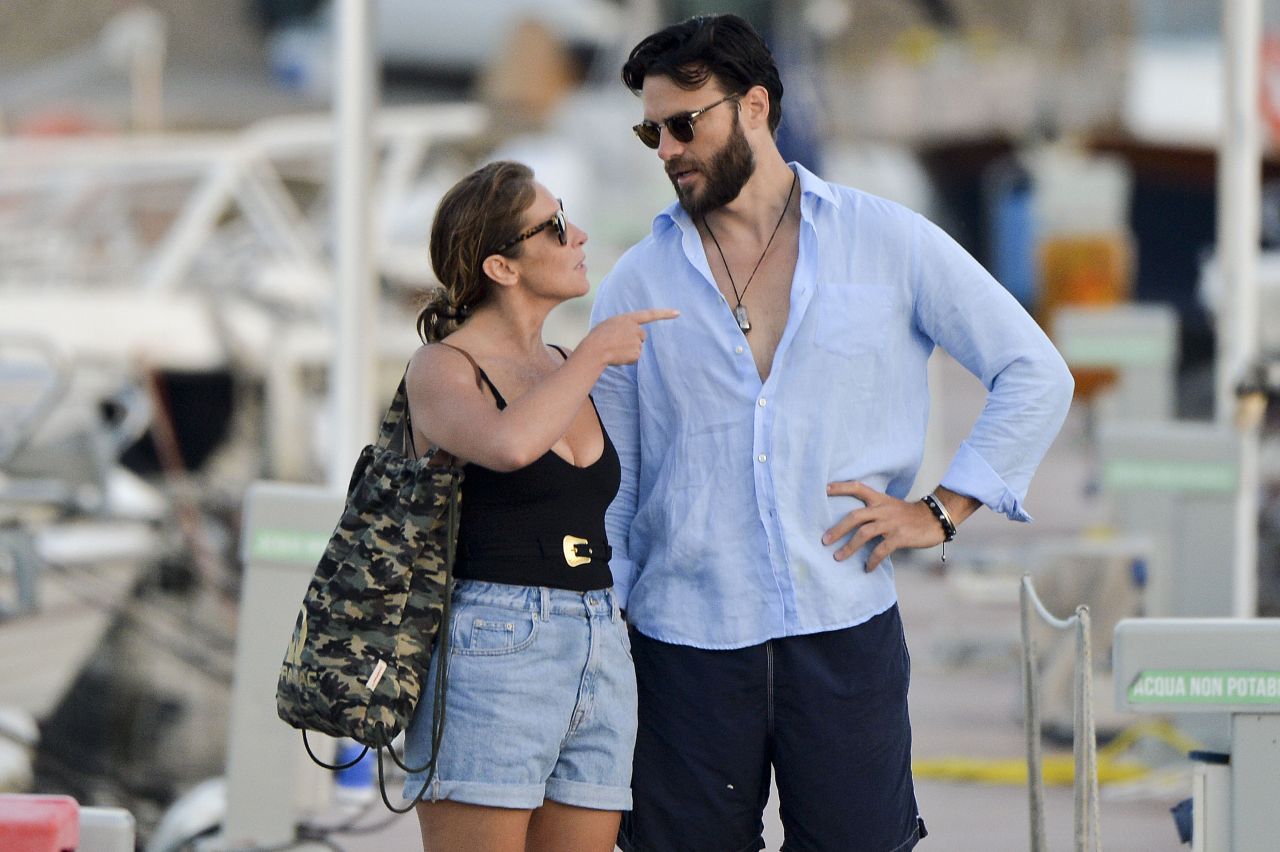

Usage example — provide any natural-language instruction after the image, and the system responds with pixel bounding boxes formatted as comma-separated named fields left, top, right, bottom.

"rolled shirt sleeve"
left=910, top=213, right=1075, bottom=520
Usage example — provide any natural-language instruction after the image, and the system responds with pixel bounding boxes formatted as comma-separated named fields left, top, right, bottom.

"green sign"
left=1060, top=335, right=1174, bottom=368
left=1103, top=459, right=1237, bottom=493
left=1128, top=670, right=1280, bottom=705
left=249, top=529, right=329, bottom=564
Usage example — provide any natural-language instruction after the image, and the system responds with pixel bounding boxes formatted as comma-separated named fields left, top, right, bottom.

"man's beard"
left=670, top=113, right=755, bottom=220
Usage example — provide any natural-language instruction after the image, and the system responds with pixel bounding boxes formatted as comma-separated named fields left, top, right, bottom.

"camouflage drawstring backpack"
left=276, top=372, right=462, bottom=812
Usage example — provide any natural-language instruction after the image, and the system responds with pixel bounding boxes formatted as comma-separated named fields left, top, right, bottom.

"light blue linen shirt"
left=589, top=163, right=1073, bottom=649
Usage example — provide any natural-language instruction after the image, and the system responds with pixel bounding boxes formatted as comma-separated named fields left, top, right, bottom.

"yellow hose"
left=912, top=720, right=1199, bottom=786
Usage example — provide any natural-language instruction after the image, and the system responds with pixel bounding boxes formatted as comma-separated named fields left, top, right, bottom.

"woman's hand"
left=578, top=308, right=679, bottom=366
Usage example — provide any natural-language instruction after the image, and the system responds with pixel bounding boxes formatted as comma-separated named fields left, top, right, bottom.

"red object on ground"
left=0, top=794, right=80, bottom=852
left=13, top=108, right=112, bottom=137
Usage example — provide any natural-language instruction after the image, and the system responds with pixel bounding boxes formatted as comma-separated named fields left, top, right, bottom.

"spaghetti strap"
left=544, top=342, right=605, bottom=436
left=435, top=342, right=507, bottom=409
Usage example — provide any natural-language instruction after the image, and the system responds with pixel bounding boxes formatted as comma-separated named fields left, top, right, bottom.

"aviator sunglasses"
left=632, top=93, right=741, bottom=149
left=494, top=199, right=568, bottom=253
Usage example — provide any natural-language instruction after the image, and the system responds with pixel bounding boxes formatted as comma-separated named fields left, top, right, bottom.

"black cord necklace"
left=702, top=172, right=798, bottom=334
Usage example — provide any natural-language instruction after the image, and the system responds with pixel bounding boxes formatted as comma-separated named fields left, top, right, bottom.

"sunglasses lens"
left=668, top=118, right=695, bottom=143
left=555, top=210, right=567, bottom=245
left=633, top=122, right=660, bottom=149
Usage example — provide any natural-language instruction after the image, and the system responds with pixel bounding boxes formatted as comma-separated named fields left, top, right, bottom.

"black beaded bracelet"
left=920, top=492, right=956, bottom=562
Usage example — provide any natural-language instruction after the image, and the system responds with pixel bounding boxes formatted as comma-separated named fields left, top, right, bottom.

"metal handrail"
left=1020, top=573, right=1101, bottom=852
left=0, top=102, right=490, bottom=294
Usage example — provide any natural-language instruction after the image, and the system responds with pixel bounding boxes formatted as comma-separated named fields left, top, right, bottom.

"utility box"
left=1114, top=618, right=1280, bottom=852
left=0, top=794, right=79, bottom=852
left=1054, top=303, right=1179, bottom=421
left=80, top=806, right=135, bottom=852
left=199, top=481, right=345, bottom=852
left=1098, top=422, right=1239, bottom=617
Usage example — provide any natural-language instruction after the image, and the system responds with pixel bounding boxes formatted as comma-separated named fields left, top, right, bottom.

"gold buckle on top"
left=562, top=535, right=591, bottom=567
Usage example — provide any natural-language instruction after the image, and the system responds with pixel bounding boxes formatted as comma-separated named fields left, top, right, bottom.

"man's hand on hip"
left=822, top=480, right=944, bottom=572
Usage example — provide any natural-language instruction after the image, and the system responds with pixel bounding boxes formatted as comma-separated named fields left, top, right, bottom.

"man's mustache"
left=665, top=159, right=698, bottom=178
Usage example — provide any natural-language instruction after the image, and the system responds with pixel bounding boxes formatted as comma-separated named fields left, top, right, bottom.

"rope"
left=1021, top=573, right=1102, bottom=852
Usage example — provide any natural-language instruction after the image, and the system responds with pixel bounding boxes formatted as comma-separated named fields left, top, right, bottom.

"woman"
left=402, top=160, right=677, bottom=852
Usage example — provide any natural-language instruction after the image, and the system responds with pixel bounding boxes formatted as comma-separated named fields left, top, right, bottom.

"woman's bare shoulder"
left=407, top=340, right=482, bottom=395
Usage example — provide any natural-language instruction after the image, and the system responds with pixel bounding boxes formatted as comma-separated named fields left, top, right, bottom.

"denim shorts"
left=402, top=580, right=637, bottom=811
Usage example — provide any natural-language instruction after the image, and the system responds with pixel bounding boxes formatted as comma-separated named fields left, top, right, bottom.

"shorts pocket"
left=618, top=622, right=634, bottom=662
left=450, top=607, right=539, bottom=657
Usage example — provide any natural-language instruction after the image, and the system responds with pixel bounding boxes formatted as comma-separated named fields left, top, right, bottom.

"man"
left=589, top=14, right=1073, bottom=852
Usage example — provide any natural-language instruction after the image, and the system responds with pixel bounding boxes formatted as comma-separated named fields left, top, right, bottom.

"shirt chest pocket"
left=812, top=284, right=901, bottom=358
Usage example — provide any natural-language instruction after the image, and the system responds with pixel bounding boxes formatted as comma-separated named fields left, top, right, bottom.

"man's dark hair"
left=622, top=14, right=784, bottom=135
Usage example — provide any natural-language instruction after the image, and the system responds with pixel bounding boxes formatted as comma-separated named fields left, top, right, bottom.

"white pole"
left=129, top=37, right=164, bottom=132
left=330, top=0, right=379, bottom=489
left=1218, top=0, right=1262, bottom=617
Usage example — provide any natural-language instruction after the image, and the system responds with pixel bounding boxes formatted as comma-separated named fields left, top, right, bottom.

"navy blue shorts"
left=619, top=605, right=926, bottom=852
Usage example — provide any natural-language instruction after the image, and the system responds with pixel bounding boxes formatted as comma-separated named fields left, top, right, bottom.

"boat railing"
left=0, top=102, right=488, bottom=294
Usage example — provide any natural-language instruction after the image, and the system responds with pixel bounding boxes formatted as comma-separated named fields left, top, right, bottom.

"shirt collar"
left=651, top=161, right=839, bottom=237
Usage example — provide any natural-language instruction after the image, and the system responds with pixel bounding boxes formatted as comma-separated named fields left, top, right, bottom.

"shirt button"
left=758, top=398, right=766, bottom=407
left=757, top=454, right=767, bottom=463
left=735, top=346, right=744, bottom=354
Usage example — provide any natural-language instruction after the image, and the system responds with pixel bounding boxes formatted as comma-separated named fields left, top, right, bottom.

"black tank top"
left=445, top=344, right=619, bottom=592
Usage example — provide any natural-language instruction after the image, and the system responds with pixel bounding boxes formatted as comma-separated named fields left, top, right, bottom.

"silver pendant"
left=734, top=303, right=751, bottom=333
